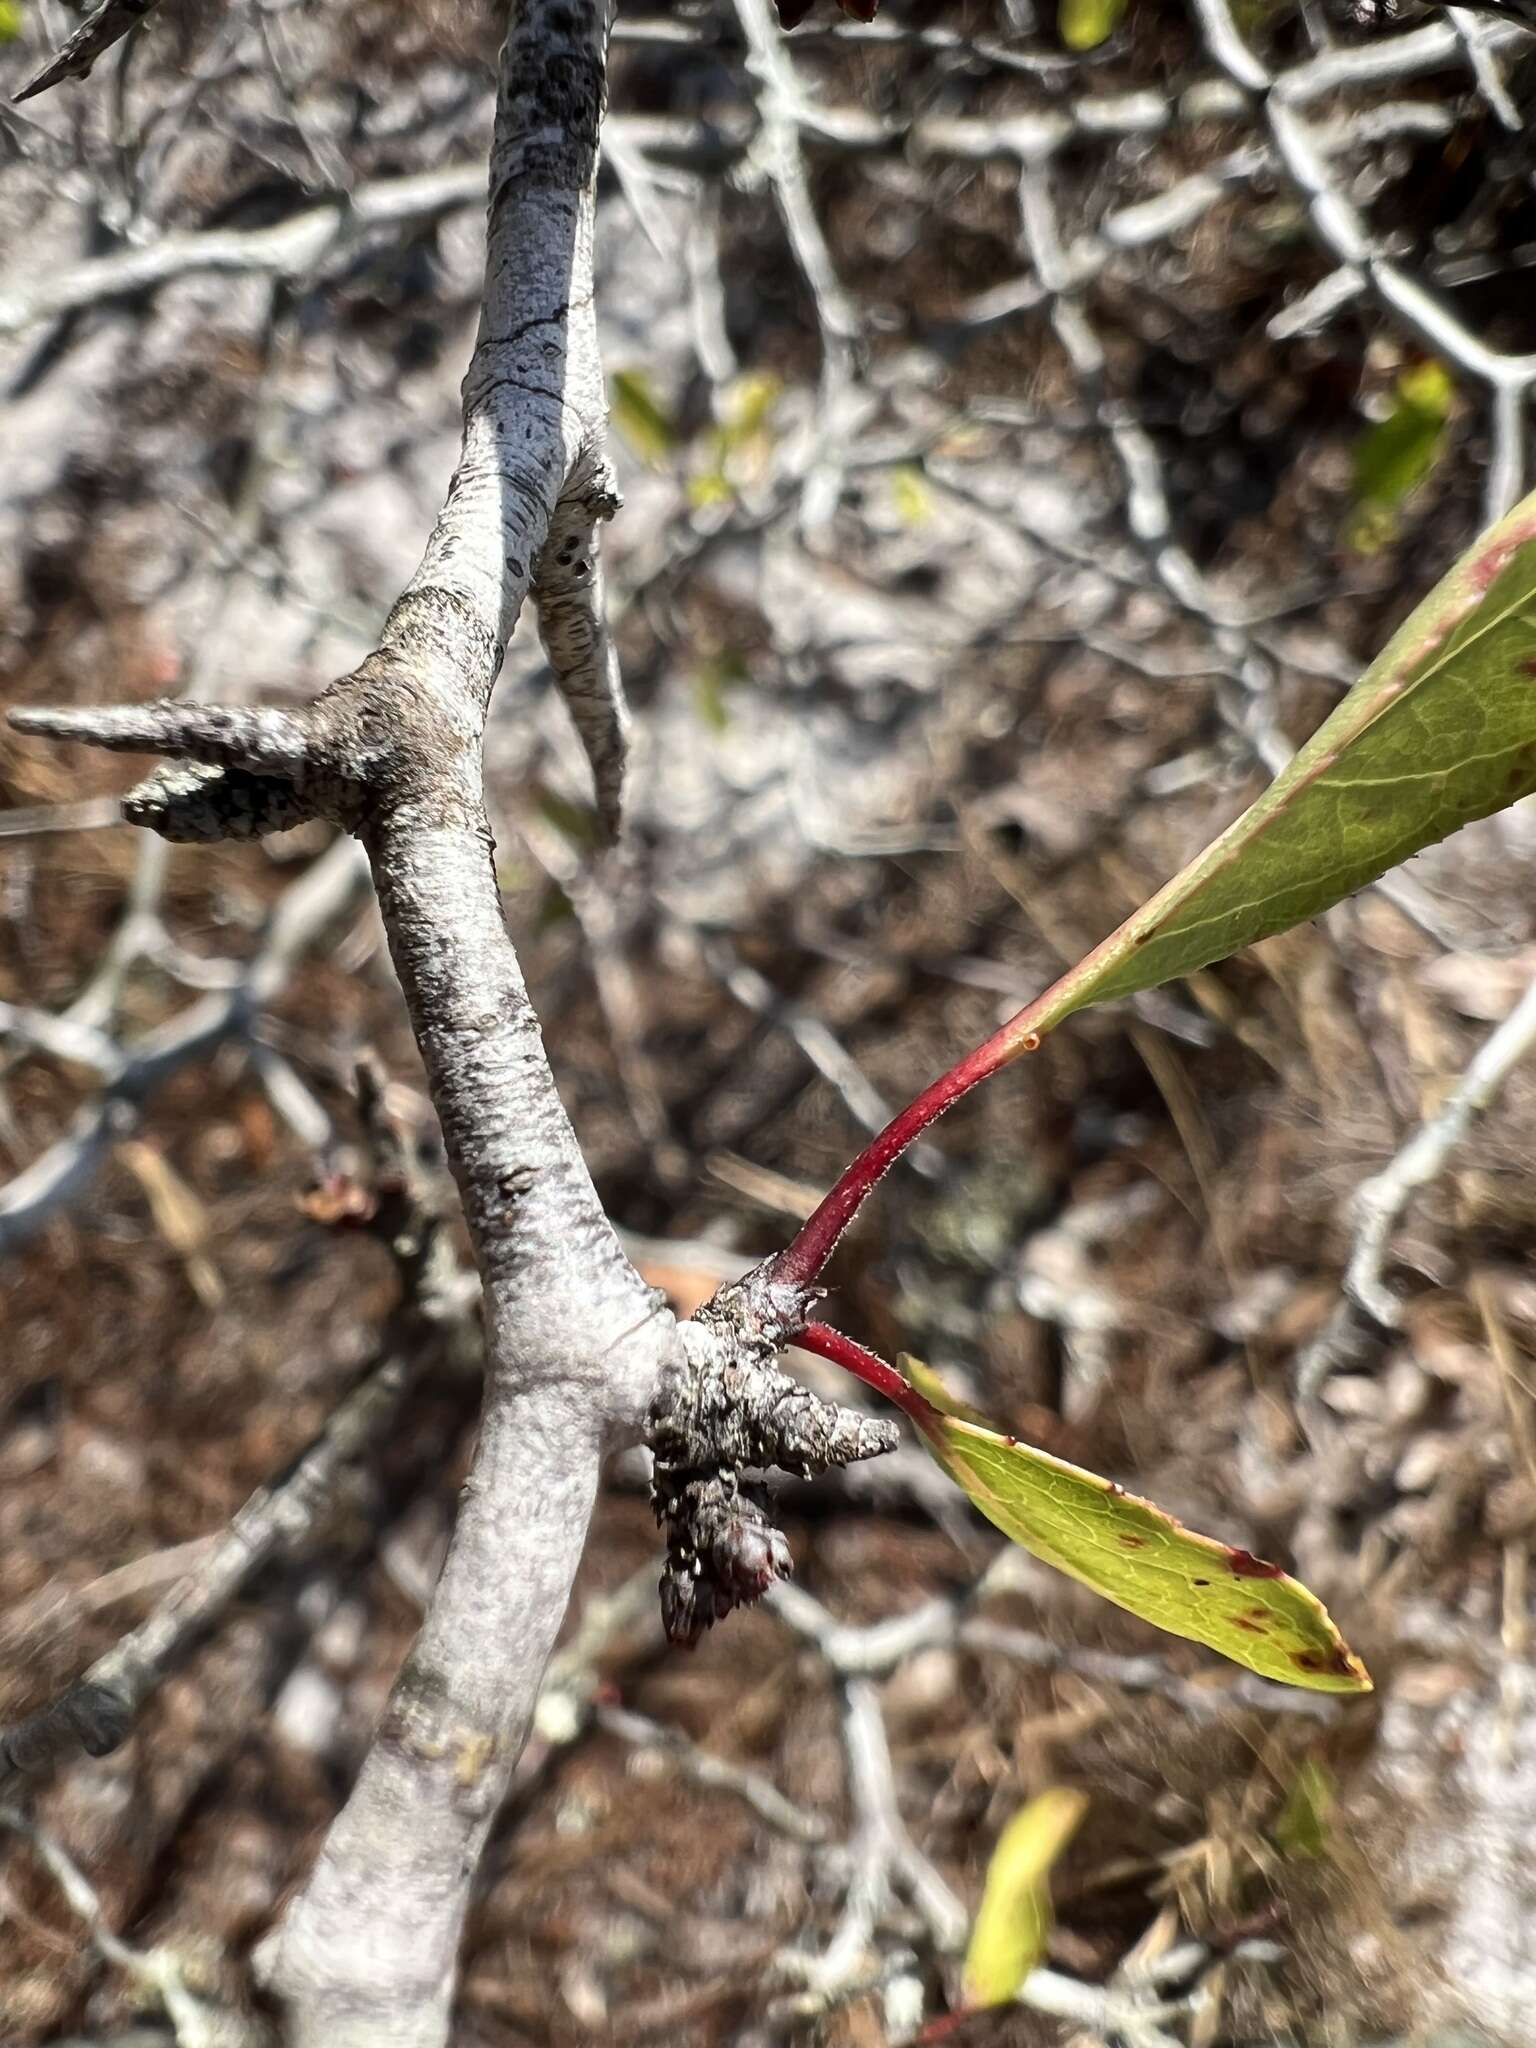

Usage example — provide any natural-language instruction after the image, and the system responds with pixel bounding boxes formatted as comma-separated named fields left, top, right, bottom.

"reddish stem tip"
left=796, top=1322, right=936, bottom=1428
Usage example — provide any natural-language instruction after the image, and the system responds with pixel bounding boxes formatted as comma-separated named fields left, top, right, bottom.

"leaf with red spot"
left=772, top=485, right=1536, bottom=1294
left=968, top=486, right=1536, bottom=1067
left=899, top=1357, right=1370, bottom=1694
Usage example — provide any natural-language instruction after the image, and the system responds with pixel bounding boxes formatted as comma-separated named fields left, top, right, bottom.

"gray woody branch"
left=7, top=3, right=892, bottom=2042
left=12, top=0, right=164, bottom=102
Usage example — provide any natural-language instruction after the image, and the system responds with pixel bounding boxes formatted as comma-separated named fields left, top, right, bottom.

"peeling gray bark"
left=533, top=451, right=629, bottom=842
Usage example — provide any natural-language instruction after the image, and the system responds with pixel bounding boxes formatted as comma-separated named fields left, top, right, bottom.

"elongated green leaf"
left=1274, top=1756, right=1336, bottom=1858
left=609, top=368, right=676, bottom=467
left=989, top=491, right=1536, bottom=1060
left=717, top=370, right=782, bottom=449
left=692, top=650, right=748, bottom=733
left=900, top=1361, right=1370, bottom=1694
left=1352, top=361, right=1454, bottom=514
left=965, top=1788, right=1087, bottom=2008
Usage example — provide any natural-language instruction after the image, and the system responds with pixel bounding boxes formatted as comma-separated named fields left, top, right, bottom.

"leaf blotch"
left=1227, top=1547, right=1284, bottom=1579
left=1293, top=1646, right=1360, bottom=1681
left=1470, top=519, right=1536, bottom=594
left=1232, top=1617, right=1267, bottom=1634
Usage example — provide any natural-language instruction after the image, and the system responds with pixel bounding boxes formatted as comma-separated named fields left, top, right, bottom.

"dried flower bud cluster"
left=648, top=1263, right=899, bottom=1644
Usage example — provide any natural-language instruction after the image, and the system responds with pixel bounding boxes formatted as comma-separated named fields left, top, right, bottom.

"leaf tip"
left=1291, top=1643, right=1373, bottom=1693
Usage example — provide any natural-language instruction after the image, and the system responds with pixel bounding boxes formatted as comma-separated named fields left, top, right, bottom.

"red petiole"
left=769, top=1008, right=1042, bottom=1292
left=795, top=1321, right=939, bottom=1430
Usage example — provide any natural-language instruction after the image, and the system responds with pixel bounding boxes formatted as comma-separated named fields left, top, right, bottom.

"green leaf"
left=717, top=370, right=782, bottom=451
left=903, top=1353, right=992, bottom=1427
left=1274, top=1757, right=1336, bottom=1858
left=890, top=464, right=932, bottom=529
left=687, top=469, right=733, bottom=510
left=686, top=373, right=784, bottom=509
left=609, top=369, right=676, bottom=467
left=900, top=1359, right=1370, bottom=1694
left=1348, top=360, right=1455, bottom=551
left=964, top=1788, right=1087, bottom=2008
left=989, top=488, right=1536, bottom=1062
left=692, top=651, right=748, bottom=733
left=1059, top=0, right=1129, bottom=48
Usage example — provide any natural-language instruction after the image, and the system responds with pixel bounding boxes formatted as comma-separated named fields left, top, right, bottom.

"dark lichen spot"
left=1228, top=1547, right=1283, bottom=1579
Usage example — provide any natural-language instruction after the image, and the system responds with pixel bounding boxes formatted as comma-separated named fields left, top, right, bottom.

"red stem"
left=916, top=2010, right=980, bottom=2046
left=770, top=1011, right=1034, bottom=1289
left=796, top=1321, right=938, bottom=1429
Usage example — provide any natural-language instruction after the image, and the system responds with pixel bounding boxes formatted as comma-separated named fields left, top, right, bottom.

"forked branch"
left=6, top=7, right=891, bottom=2039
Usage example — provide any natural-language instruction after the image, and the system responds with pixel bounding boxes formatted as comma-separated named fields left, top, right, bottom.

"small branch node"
left=647, top=1266, right=898, bottom=1645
